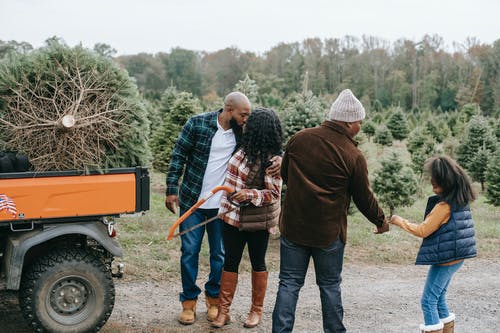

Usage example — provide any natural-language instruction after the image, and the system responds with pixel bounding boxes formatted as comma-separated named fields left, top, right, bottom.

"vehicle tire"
left=19, top=247, right=115, bottom=333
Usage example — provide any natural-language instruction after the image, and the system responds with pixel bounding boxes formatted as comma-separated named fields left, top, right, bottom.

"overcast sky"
left=1, top=0, right=499, bottom=55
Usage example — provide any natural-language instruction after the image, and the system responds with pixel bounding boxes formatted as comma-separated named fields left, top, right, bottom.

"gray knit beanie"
left=328, top=89, right=366, bottom=122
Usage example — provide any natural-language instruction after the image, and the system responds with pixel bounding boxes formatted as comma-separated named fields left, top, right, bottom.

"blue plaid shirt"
left=166, top=109, right=241, bottom=212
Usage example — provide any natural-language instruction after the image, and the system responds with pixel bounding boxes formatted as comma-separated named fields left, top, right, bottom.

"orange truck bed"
left=0, top=167, right=149, bottom=223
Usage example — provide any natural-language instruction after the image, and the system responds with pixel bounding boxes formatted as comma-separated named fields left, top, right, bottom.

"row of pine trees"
left=148, top=75, right=500, bottom=211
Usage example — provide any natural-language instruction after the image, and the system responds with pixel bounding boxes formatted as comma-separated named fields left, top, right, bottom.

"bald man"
left=166, top=92, right=280, bottom=325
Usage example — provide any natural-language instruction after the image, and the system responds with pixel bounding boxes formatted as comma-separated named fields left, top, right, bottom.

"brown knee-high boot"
left=211, top=271, right=238, bottom=328
left=243, top=270, right=268, bottom=328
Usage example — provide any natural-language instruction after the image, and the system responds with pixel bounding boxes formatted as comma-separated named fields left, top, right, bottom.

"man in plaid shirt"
left=166, top=92, right=283, bottom=325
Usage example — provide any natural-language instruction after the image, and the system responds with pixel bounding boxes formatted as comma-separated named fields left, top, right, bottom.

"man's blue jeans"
left=272, top=236, right=346, bottom=333
left=421, top=261, right=463, bottom=325
left=179, top=208, right=224, bottom=302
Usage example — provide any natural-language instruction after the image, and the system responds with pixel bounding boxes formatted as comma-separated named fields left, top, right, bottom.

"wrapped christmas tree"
left=0, top=41, right=150, bottom=171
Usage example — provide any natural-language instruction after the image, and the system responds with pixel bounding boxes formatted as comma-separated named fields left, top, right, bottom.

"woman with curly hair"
left=212, top=108, right=283, bottom=329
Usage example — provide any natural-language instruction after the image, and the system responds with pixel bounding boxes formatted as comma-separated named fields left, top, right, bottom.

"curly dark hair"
left=241, top=108, right=283, bottom=173
left=424, top=155, right=476, bottom=208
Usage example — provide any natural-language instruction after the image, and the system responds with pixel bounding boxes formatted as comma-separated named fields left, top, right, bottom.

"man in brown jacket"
left=272, top=89, right=389, bottom=333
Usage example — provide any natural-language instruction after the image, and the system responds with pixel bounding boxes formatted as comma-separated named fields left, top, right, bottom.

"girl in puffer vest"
left=390, top=156, right=477, bottom=333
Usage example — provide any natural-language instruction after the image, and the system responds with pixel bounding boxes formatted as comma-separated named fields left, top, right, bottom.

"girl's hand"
left=389, top=215, right=402, bottom=226
left=268, top=226, right=278, bottom=235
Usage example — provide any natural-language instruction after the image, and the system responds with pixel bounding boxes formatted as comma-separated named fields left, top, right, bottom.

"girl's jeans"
left=421, top=261, right=464, bottom=325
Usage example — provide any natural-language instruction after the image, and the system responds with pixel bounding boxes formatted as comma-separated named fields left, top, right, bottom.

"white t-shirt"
left=198, top=119, right=236, bottom=209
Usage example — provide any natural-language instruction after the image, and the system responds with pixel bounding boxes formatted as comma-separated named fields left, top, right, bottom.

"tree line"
left=2, top=35, right=499, bottom=115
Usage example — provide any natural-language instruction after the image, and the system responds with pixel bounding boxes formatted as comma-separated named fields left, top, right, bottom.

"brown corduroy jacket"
left=279, top=121, right=385, bottom=247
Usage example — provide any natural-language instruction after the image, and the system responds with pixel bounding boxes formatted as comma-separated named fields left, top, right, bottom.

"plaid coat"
left=218, top=149, right=282, bottom=228
left=166, top=109, right=241, bottom=212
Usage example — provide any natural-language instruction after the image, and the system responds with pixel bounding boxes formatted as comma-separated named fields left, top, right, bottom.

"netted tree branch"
left=0, top=43, right=150, bottom=171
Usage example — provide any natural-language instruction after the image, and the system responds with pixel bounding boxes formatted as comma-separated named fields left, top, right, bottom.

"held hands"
left=165, top=195, right=179, bottom=214
left=389, top=215, right=402, bottom=227
left=373, top=219, right=390, bottom=234
left=266, top=155, right=282, bottom=177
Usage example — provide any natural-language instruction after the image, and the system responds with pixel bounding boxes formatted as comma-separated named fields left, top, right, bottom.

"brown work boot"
left=205, top=292, right=219, bottom=322
left=441, top=313, right=455, bottom=333
left=178, top=299, right=197, bottom=325
left=211, top=271, right=238, bottom=328
left=420, top=322, right=444, bottom=333
left=243, top=270, right=268, bottom=328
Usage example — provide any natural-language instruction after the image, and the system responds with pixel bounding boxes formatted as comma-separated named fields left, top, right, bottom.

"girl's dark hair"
left=241, top=108, right=283, bottom=172
left=424, top=155, right=476, bottom=207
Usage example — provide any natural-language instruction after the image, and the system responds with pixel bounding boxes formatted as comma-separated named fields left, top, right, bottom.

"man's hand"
left=374, top=220, right=390, bottom=234
left=165, top=195, right=179, bottom=214
left=266, top=155, right=282, bottom=177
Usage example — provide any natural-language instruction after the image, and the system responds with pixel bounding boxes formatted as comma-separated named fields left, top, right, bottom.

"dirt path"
left=2, top=258, right=498, bottom=333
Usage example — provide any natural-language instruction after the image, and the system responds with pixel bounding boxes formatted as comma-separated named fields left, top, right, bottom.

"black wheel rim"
left=46, top=275, right=96, bottom=325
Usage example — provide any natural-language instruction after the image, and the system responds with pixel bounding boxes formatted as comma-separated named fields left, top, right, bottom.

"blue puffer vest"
left=415, top=195, right=477, bottom=265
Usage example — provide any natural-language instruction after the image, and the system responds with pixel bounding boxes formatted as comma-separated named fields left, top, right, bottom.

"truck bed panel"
left=0, top=167, right=149, bottom=223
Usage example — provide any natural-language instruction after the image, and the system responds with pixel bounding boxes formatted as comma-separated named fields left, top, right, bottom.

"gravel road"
left=2, top=258, right=498, bottom=332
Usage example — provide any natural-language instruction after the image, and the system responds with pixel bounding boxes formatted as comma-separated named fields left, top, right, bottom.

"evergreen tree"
left=234, top=74, right=259, bottom=105
left=469, top=147, right=489, bottom=191
left=371, top=113, right=384, bottom=124
left=491, top=117, right=500, bottom=140
left=456, top=116, right=497, bottom=179
left=372, top=99, right=383, bottom=112
left=386, top=108, right=409, bottom=140
left=362, top=120, right=376, bottom=141
left=0, top=41, right=150, bottom=170
left=459, top=103, right=481, bottom=122
left=150, top=90, right=202, bottom=172
left=425, top=118, right=450, bottom=143
left=485, top=150, right=500, bottom=206
left=442, top=136, right=460, bottom=159
left=374, top=125, right=393, bottom=146
left=406, top=113, right=418, bottom=132
left=407, top=128, right=436, bottom=176
left=373, top=153, right=418, bottom=216
left=157, top=86, right=178, bottom=118
left=150, top=86, right=177, bottom=133
left=435, top=119, right=451, bottom=143
left=279, top=90, right=325, bottom=143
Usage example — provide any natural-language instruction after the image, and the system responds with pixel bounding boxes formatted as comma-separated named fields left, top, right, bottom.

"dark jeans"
left=179, top=208, right=224, bottom=302
left=272, top=236, right=346, bottom=333
left=223, top=223, right=270, bottom=272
